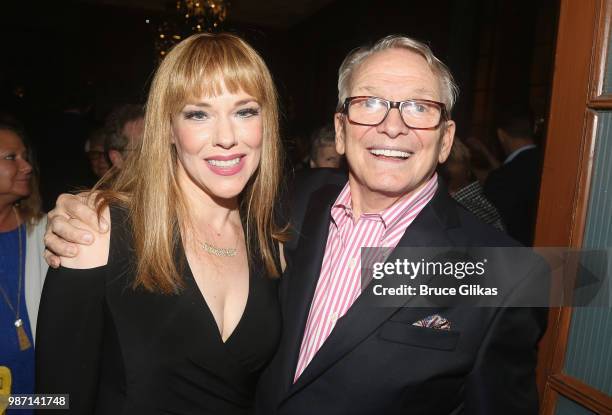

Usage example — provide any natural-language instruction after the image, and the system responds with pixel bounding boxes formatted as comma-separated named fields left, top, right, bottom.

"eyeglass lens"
left=348, top=97, right=442, bottom=128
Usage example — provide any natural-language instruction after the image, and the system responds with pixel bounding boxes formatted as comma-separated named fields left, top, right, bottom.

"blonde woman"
left=0, top=121, right=47, bottom=402
left=36, top=33, right=287, bottom=414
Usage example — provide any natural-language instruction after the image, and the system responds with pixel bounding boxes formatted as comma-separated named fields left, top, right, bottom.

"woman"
left=36, top=33, right=287, bottom=414
left=0, top=120, right=47, bottom=413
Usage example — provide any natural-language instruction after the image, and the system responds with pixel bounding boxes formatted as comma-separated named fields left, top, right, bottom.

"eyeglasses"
left=341, top=96, right=448, bottom=129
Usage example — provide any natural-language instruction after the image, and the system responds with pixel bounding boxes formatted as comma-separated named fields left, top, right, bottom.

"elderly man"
left=42, top=35, right=546, bottom=414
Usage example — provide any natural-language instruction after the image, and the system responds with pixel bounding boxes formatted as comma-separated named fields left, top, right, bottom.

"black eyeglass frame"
left=341, top=96, right=449, bottom=130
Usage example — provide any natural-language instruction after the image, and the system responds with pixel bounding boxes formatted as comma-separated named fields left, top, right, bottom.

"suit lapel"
left=285, top=184, right=460, bottom=399
left=276, top=183, right=344, bottom=394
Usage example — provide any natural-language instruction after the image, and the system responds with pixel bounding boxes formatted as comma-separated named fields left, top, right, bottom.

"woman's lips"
left=205, top=154, right=246, bottom=176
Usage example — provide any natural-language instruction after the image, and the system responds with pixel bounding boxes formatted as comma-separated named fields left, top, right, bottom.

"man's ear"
left=108, top=150, right=124, bottom=169
left=437, top=120, right=456, bottom=164
left=334, top=113, right=346, bottom=155
left=497, top=128, right=508, bottom=145
left=497, top=128, right=511, bottom=154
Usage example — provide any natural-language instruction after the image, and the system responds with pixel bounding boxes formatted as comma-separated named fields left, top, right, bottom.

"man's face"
left=335, top=48, right=455, bottom=209
left=111, top=116, right=145, bottom=169
left=122, top=116, right=145, bottom=151
left=312, top=144, right=342, bottom=168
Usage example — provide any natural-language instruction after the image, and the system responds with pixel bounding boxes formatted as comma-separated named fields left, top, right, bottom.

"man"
left=440, top=138, right=504, bottom=230
left=104, top=104, right=145, bottom=169
left=309, top=124, right=344, bottom=168
left=84, top=129, right=111, bottom=179
left=43, top=36, right=547, bottom=414
left=484, top=112, right=542, bottom=245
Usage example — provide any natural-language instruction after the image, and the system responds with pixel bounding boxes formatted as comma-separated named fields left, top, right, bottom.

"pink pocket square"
left=412, top=314, right=451, bottom=330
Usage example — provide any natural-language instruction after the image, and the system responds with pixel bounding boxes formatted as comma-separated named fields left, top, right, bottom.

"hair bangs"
left=166, top=36, right=268, bottom=114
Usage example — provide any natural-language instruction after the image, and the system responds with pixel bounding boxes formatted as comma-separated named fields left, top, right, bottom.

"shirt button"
left=329, top=312, right=338, bottom=323
left=349, top=257, right=358, bottom=269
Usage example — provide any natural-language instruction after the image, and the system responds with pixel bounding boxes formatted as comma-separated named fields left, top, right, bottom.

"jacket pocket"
left=378, top=321, right=460, bottom=351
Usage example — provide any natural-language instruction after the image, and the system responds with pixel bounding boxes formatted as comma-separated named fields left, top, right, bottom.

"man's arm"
left=464, top=260, right=549, bottom=414
left=44, top=193, right=109, bottom=268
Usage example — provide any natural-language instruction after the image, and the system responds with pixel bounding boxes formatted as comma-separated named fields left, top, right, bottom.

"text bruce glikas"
left=370, top=258, right=499, bottom=297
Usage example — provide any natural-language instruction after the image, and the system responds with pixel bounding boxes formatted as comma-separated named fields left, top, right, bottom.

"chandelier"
left=149, top=0, right=229, bottom=58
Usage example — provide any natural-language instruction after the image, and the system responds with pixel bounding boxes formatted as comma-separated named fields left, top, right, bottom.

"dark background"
left=0, top=0, right=558, bottom=166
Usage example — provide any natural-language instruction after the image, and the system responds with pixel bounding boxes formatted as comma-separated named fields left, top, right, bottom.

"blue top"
left=0, top=224, right=34, bottom=415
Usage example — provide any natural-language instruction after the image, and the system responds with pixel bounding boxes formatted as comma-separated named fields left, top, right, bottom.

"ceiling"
left=78, top=0, right=336, bottom=29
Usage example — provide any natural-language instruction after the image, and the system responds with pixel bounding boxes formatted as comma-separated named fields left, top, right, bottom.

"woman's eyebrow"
left=186, top=102, right=212, bottom=108
left=184, top=98, right=258, bottom=107
left=235, top=99, right=258, bottom=106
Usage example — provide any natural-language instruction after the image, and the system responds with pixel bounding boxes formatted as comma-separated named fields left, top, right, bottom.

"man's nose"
left=376, top=107, right=410, bottom=138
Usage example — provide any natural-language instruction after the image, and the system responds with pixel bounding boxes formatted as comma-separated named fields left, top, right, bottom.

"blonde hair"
left=337, top=35, right=459, bottom=115
left=96, top=33, right=286, bottom=294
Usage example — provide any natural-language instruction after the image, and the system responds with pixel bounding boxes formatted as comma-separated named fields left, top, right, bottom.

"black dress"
left=35, top=205, right=281, bottom=414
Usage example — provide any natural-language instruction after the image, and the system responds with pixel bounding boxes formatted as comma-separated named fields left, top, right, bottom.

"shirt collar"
left=330, top=173, right=439, bottom=231
left=504, top=144, right=536, bottom=164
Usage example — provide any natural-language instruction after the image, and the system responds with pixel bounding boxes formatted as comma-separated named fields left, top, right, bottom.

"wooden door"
left=535, top=0, right=612, bottom=413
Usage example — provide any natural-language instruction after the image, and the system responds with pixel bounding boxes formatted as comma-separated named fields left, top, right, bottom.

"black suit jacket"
left=484, top=147, right=542, bottom=246
left=256, top=169, right=547, bottom=415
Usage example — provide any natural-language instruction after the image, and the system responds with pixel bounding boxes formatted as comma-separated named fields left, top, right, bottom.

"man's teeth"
left=207, top=158, right=241, bottom=167
left=369, top=148, right=412, bottom=158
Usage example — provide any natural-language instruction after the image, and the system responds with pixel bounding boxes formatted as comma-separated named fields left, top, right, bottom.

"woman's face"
left=171, top=86, right=263, bottom=202
left=0, top=129, right=32, bottom=202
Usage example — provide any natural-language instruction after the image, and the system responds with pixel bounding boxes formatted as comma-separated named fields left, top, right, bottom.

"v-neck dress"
left=35, top=205, right=281, bottom=415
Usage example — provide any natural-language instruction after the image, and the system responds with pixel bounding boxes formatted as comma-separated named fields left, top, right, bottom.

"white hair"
left=337, top=35, right=459, bottom=115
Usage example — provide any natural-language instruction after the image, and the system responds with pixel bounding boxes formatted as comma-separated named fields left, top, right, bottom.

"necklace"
left=200, top=241, right=237, bottom=257
left=197, top=224, right=240, bottom=257
left=0, top=207, right=32, bottom=351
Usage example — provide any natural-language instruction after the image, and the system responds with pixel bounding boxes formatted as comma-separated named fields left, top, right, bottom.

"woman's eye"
left=3, top=154, right=16, bottom=161
left=183, top=110, right=208, bottom=120
left=236, top=107, right=260, bottom=118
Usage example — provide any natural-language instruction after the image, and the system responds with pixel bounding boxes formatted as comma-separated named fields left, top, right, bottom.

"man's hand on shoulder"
left=44, top=192, right=109, bottom=268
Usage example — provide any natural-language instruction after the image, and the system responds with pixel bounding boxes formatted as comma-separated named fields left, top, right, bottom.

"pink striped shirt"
left=293, top=174, right=438, bottom=381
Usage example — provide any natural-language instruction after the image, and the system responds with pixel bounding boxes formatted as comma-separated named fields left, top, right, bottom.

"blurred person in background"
left=84, top=128, right=111, bottom=180
left=440, top=137, right=504, bottom=230
left=0, top=119, right=47, bottom=414
left=104, top=104, right=144, bottom=169
left=463, top=136, right=501, bottom=184
left=484, top=111, right=541, bottom=245
left=309, top=124, right=343, bottom=169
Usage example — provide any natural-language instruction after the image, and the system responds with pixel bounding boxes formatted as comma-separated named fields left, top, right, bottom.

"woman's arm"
left=35, top=207, right=112, bottom=414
